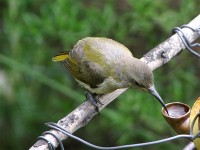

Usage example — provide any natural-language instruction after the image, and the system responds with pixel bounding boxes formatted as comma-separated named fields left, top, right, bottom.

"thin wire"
left=37, top=110, right=200, bottom=150
left=46, top=122, right=192, bottom=150
left=191, top=43, right=200, bottom=47
left=180, top=24, right=200, bottom=35
left=180, top=25, right=196, bottom=32
left=37, top=136, right=55, bottom=150
left=190, top=112, right=200, bottom=140
left=42, top=131, right=65, bottom=150
left=176, top=28, right=200, bottom=57
left=37, top=131, right=65, bottom=150
left=172, top=28, right=191, bottom=49
left=172, top=25, right=200, bottom=58
left=193, top=132, right=200, bottom=140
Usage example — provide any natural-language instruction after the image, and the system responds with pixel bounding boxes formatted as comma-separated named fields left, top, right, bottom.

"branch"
left=30, top=14, right=200, bottom=150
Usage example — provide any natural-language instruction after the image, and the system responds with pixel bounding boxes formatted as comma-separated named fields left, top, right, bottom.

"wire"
left=172, top=25, right=200, bottom=58
left=37, top=136, right=55, bottom=150
left=37, top=130, right=65, bottom=150
left=36, top=110, right=200, bottom=150
left=45, top=122, right=192, bottom=150
left=42, top=131, right=64, bottom=150
left=190, top=112, right=200, bottom=140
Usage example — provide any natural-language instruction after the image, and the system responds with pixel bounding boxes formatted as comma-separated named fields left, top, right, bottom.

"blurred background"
left=0, top=0, right=200, bottom=149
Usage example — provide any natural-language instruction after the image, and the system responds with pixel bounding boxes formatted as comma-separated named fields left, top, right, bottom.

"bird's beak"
left=148, top=85, right=169, bottom=115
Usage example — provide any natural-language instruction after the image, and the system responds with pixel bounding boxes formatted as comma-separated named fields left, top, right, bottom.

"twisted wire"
left=172, top=25, right=200, bottom=58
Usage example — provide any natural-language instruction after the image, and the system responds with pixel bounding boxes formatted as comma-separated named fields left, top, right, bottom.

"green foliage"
left=0, top=0, right=199, bottom=149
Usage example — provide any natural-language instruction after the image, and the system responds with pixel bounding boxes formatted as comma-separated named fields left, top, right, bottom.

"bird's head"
left=127, top=59, right=168, bottom=114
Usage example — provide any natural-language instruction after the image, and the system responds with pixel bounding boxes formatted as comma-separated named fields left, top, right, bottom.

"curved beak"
left=148, top=85, right=169, bottom=115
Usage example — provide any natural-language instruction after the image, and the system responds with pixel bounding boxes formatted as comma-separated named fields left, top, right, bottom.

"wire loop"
left=172, top=25, right=200, bottom=58
left=37, top=130, right=65, bottom=150
left=37, top=136, right=55, bottom=150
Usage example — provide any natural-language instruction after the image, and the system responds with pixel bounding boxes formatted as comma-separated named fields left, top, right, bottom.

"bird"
left=52, top=37, right=168, bottom=114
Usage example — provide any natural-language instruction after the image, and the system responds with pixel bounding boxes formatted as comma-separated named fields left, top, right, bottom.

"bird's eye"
left=135, top=81, right=140, bottom=86
left=134, top=81, right=145, bottom=88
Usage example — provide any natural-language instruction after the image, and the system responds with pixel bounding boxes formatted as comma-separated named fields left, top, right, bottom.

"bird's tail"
left=52, top=51, right=69, bottom=62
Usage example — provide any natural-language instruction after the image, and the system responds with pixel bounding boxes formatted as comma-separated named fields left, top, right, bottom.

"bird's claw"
left=85, top=91, right=103, bottom=114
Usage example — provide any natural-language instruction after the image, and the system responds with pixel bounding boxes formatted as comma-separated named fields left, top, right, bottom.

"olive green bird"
left=52, top=37, right=168, bottom=113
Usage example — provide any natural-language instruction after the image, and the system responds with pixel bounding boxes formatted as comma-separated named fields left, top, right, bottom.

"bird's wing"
left=52, top=51, right=106, bottom=88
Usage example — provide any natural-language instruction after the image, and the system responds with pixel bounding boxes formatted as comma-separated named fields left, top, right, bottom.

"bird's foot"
left=85, top=91, right=103, bottom=114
